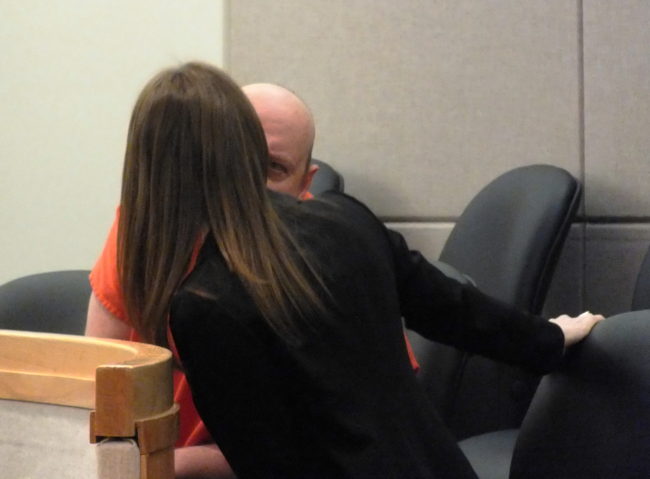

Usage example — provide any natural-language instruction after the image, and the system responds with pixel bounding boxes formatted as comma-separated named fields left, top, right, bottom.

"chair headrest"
left=310, top=159, right=344, bottom=195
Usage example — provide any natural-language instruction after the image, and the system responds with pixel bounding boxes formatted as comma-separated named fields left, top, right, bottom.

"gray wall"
left=227, top=0, right=650, bottom=317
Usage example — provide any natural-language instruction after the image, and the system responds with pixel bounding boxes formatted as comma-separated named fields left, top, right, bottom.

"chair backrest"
left=510, top=310, right=650, bottom=478
left=0, top=329, right=177, bottom=479
left=408, top=164, right=581, bottom=439
left=440, top=164, right=580, bottom=312
left=0, top=270, right=91, bottom=334
left=310, top=158, right=344, bottom=195
left=632, top=245, right=650, bottom=310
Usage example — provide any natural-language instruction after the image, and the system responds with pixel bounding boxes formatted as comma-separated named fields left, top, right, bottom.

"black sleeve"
left=386, top=228, right=565, bottom=375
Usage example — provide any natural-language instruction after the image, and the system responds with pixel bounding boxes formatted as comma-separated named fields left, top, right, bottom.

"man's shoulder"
left=272, top=190, right=380, bottom=228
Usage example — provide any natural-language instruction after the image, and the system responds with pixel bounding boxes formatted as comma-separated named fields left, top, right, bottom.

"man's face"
left=244, top=85, right=318, bottom=199
left=261, top=113, right=318, bottom=198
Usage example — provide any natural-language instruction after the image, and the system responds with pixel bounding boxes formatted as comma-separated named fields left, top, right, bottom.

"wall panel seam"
left=578, top=0, right=587, bottom=312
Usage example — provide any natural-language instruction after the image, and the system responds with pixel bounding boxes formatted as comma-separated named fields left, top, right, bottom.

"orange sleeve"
left=404, top=334, right=420, bottom=373
left=90, top=209, right=210, bottom=447
left=89, top=208, right=129, bottom=324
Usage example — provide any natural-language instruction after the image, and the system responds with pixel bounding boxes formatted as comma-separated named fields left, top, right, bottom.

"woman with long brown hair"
left=119, top=62, right=324, bottom=351
left=120, top=62, right=602, bottom=478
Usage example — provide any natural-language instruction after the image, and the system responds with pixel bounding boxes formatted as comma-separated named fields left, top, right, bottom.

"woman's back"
left=170, top=191, right=477, bottom=479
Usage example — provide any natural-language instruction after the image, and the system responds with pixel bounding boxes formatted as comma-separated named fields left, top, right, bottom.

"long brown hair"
left=118, top=62, right=323, bottom=347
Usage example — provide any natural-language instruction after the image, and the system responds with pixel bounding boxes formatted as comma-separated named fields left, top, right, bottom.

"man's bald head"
left=243, top=83, right=318, bottom=198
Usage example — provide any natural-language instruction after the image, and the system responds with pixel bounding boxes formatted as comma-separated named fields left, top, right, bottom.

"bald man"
left=85, top=84, right=322, bottom=479
left=243, top=83, right=319, bottom=199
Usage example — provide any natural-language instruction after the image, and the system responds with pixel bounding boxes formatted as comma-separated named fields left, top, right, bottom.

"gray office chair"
left=310, top=158, right=344, bottom=195
left=0, top=270, right=91, bottom=334
left=510, top=310, right=650, bottom=478
left=461, top=310, right=650, bottom=479
left=407, top=164, right=581, bottom=440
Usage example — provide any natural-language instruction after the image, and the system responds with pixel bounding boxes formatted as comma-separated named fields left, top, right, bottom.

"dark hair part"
left=118, top=62, right=323, bottom=347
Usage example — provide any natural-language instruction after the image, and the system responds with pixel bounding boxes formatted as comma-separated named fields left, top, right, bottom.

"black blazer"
left=170, top=191, right=564, bottom=479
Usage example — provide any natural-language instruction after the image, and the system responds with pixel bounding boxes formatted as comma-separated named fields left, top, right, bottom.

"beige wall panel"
left=542, top=225, right=585, bottom=317
left=384, top=222, right=453, bottom=262
left=583, top=1, right=650, bottom=217
left=584, top=224, right=650, bottom=316
left=228, top=0, right=582, bottom=218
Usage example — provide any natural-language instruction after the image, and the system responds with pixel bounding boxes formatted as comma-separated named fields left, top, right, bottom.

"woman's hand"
left=549, top=311, right=606, bottom=348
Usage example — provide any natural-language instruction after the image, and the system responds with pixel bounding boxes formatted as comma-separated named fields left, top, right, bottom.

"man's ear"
left=300, top=163, right=319, bottom=197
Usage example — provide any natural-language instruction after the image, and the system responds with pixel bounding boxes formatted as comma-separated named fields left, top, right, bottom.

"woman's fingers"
left=549, top=311, right=606, bottom=347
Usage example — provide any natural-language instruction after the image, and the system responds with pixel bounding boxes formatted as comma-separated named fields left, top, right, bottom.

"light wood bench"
left=0, top=329, right=178, bottom=478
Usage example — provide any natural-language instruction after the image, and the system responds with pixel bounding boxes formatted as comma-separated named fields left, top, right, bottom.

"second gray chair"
left=407, top=164, right=581, bottom=439
left=0, top=270, right=91, bottom=335
left=510, top=309, right=650, bottom=478
left=461, top=310, right=650, bottom=479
